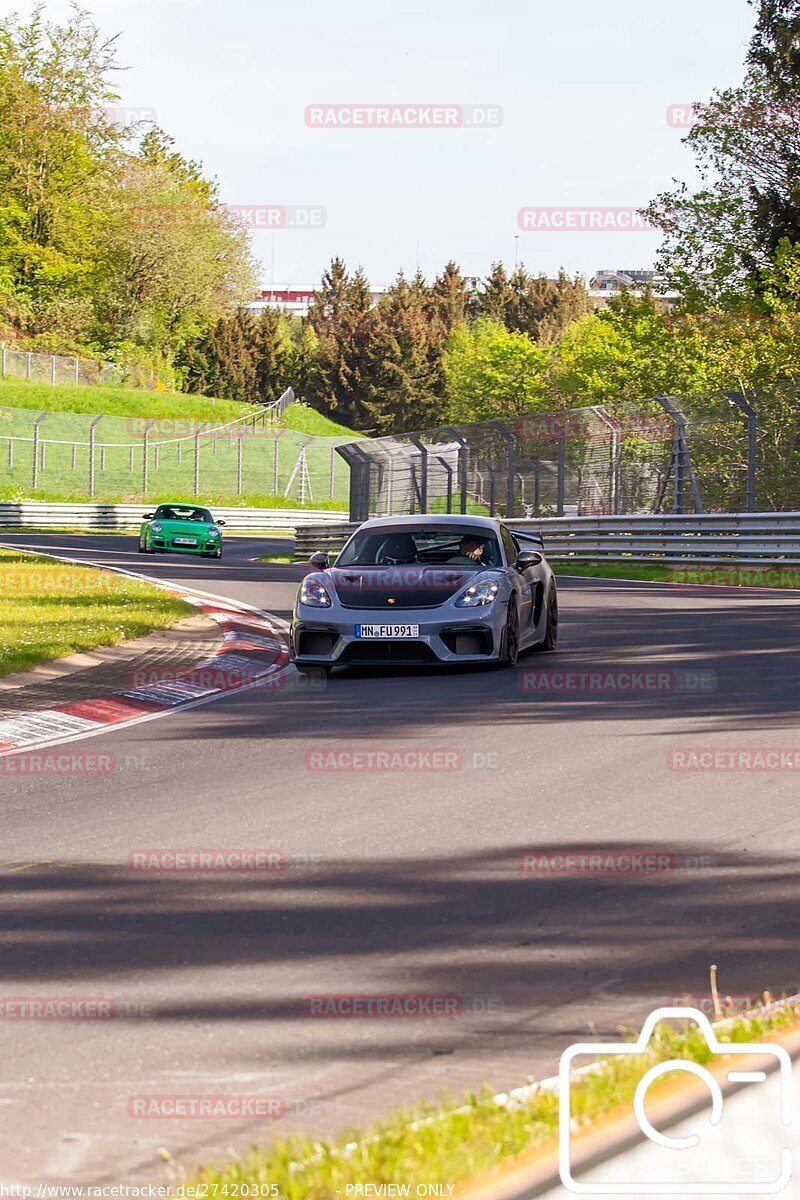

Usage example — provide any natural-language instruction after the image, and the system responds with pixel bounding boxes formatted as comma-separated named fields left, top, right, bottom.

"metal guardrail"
left=294, top=513, right=800, bottom=565
left=0, top=502, right=347, bottom=534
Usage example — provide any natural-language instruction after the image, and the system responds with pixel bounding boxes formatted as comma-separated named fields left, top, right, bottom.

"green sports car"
left=138, top=503, right=225, bottom=559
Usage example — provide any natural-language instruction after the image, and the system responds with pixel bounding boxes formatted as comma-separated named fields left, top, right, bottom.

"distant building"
left=588, top=269, right=677, bottom=306
left=589, top=269, right=656, bottom=293
left=245, top=286, right=318, bottom=318
left=245, top=284, right=386, bottom=318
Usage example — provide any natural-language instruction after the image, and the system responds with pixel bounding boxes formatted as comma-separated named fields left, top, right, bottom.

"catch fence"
left=336, top=392, right=797, bottom=521
left=0, top=388, right=353, bottom=506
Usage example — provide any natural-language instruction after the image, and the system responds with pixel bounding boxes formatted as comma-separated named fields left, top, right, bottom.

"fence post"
left=726, top=391, right=758, bottom=513
left=25, top=352, right=32, bottom=380
left=592, top=407, right=623, bottom=515
left=408, top=435, right=429, bottom=513
left=74, top=357, right=80, bottom=384
left=552, top=420, right=566, bottom=516
left=142, top=420, right=156, bottom=495
left=435, top=455, right=454, bottom=512
left=444, top=427, right=470, bottom=514
left=237, top=434, right=243, bottom=496
left=329, top=443, right=336, bottom=499
left=31, top=413, right=47, bottom=490
left=273, top=435, right=281, bottom=495
left=88, top=415, right=103, bottom=498
left=50, top=355, right=56, bottom=385
left=654, top=395, right=705, bottom=515
left=491, top=421, right=516, bottom=517
left=194, top=431, right=201, bottom=495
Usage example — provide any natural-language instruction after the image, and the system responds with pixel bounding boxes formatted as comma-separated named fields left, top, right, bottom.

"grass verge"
left=194, top=1000, right=800, bottom=1195
left=0, top=549, right=192, bottom=677
left=554, top=561, right=800, bottom=588
left=0, top=375, right=260, bottom=423
left=0, top=379, right=357, bottom=439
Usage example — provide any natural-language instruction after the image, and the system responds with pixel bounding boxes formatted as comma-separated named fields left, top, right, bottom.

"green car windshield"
left=153, top=505, right=214, bottom=524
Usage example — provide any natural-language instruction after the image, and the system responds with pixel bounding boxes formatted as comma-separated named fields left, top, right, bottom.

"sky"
left=33, top=0, right=757, bottom=288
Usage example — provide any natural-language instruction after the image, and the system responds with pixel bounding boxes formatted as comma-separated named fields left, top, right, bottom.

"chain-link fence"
left=337, top=392, right=799, bottom=521
left=0, top=343, right=159, bottom=389
left=0, top=390, right=353, bottom=506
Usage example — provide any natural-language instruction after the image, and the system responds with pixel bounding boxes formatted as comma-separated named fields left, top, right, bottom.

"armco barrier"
left=294, top=513, right=800, bottom=565
left=0, top=502, right=347, bottom=535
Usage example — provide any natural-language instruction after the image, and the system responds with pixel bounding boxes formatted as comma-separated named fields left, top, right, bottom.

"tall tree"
left=748, top=0, right=800, bottom=97
left=443, top=317, right=550, bottom=423
left=305, top=259, right=376, bottom=427
left=647, top=0, right=800, bottom=306
left=361, top=271, right=446, bottom=432
left=430, top=261, right=469, bottom=332
left=0, top=6, right=256, bottom=370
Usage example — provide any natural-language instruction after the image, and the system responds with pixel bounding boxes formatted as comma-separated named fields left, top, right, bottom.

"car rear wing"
left=512, top=529, right=544, bottom=550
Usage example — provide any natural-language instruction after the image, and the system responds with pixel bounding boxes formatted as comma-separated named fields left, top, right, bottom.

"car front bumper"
left=151, top=537, right=220, bottom=554
left=291, top=604, right=502, bottom=667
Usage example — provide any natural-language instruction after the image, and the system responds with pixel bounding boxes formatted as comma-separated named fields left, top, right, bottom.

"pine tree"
left=748, top=0, right=800, bottom=98
left=305, top=259, right=375, bottom=427
left=480, top=262, right=513, bottom=324
left=362, top=271, right=445, bottom=433
left=431, top=261, right=469, bottom=332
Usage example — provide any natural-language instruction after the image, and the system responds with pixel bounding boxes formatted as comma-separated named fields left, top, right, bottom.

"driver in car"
left=450, top=535, right=488, bottom=565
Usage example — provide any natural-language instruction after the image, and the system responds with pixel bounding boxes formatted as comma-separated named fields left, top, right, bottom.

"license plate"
left=355, top=624, right=420, bottom=639
left=174, top=537, right=197, bottom=546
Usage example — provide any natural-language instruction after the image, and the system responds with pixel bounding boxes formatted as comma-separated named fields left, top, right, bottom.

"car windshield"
left=154, top=506, right=213, bottom=523
left=337, top=526, right=501, bottom=568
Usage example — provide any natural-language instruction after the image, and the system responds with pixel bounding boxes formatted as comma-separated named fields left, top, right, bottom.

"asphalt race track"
left=1, top=532, right=799, bottom=1184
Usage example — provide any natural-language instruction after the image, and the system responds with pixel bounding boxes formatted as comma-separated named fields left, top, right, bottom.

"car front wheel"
left=499, top=598, right=520, bottom=667
left=533, top=584, right=558, bottom=651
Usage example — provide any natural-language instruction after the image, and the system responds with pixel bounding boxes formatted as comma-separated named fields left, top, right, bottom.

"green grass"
left=282, top=402, right=361, bottom=439
left=256, top=554, right=295, bottom=563
left=554, top=561, right=800, bottom=588
left=0, top=375, right=260, bottom=423
left=555, top=562, right=672, bottom=582
left=0, top=549, right=192, bottom=676
left=0, top=406, right=354, bottom=506
left=0, top=377, right=357, bottom=437
left=194, top=1001, right=800, bottom=1195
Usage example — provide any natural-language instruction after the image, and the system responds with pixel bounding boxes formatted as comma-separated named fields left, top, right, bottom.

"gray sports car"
left=290, top=514, right=558, bottom=675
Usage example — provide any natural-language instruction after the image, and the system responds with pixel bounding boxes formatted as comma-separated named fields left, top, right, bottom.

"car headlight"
left=208, top=525, right=220, bottom=536
left=300, top=576, right=332, bottom=608
left=456, top=578, right=501, bottom=607
left=151, top=522, right=163, bottom=533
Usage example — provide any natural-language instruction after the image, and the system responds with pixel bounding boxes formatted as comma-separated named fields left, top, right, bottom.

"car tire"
left=533, top=584, right=558, bottom=652
left=499, top=597, right=520, bottom=667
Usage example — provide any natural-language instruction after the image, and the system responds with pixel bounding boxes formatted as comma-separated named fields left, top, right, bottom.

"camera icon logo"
left=558, top=1006, right=793, bottom=1194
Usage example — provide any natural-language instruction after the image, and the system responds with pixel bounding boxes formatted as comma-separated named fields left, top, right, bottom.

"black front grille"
left=339, top=641, right=438, bottom=665
left=297, top=630, right=337, bottom=656
left=440, top=627, right=493, bottom=656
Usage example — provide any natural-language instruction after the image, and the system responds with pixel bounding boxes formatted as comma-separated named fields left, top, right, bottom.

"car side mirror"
left=309, top=551, right=330, bottom=569
left=143, top=513, right=153, bottom=520
left=216, top=519, right=226, bottom=527
left=515, top=551, right=543, bottom=570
